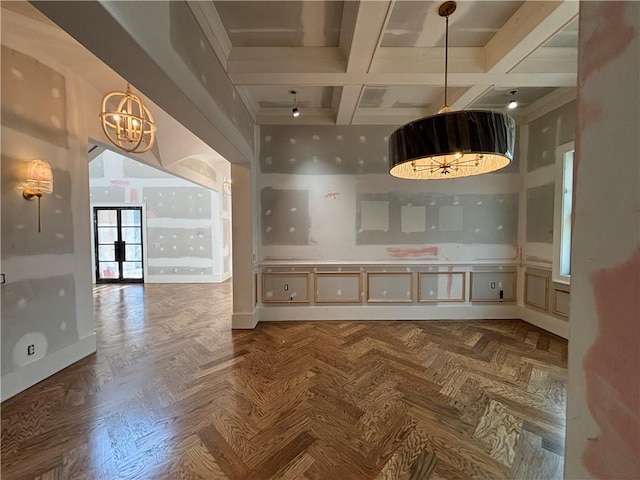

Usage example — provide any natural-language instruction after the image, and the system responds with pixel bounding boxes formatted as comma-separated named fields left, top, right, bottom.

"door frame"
left=90, top=202, right=148, bottom=284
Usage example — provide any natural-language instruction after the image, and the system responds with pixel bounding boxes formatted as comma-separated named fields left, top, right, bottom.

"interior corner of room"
left=2, top=1, right=638, bottom=479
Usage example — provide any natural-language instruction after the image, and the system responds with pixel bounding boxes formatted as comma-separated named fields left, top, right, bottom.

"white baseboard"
left=259, top=304, right=521, bottom=322
left=232, top=311, right=258, bottom=329
left=1, top=333, right=97, bottom=402
left=519, top=305, right=569, bottom=339
left=146, top=273, right=232, bottom=284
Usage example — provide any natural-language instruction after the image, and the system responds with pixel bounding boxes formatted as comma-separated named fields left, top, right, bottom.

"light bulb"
left=292, top=107, right=300, bottom=117
left=508, top=99, right=518, bottom=109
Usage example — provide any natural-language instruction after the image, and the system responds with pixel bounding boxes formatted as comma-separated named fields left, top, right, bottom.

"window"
left=553, top=142, right=574, bottom=284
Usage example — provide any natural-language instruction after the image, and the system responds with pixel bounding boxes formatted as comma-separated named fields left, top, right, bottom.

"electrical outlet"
left=491, top=282, right=496, bottom=289
left=284, top=284, right=289, bottom=291
left=172, top=268, right=178, bottom=273
left=27, top=344, right=35, bottom=356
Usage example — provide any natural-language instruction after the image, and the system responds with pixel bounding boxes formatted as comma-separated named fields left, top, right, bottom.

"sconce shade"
left=24, top=159, right=53, bottom=195
left=100, top=83, right=156, bottom=153
left=389, top=110, right=515, bottom=179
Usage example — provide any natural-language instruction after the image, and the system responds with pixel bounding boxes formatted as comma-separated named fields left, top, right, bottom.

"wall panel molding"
left=262, top=272, right=311, bottom=303
left=366, top=271, right=414, bottom=303
left=469, top=271, right=517, bottom=302
left=552, top=288, right=570, bottom=318
left=524, top=271, right=550, bottom=310
left=314, top=272, right=362, bottom=303
left=418, top=271, right=466, bottom=303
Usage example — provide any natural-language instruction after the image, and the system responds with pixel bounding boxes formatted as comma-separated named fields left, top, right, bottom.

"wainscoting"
left=254, top=261, right=569, bottom=339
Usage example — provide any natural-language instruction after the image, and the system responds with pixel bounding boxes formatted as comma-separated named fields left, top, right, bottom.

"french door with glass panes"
left=94, top=207, right=144, bottom=283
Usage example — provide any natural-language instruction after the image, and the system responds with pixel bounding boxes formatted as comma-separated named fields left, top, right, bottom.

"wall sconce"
left=22, top=159, right=54, bottom=233
left=100, top=83, right=156, bottom=153
left=223, top=172, right=232, bottom=196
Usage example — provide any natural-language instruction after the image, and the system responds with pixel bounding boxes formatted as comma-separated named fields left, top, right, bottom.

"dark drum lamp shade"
left=389, top=110, right=515, bottom=180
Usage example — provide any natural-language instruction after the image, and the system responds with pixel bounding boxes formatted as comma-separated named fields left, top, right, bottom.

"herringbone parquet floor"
left=1, top=282, right=567, bottom=479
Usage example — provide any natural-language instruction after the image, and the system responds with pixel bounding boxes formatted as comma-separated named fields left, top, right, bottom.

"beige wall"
left=565, top=2, right=639, bottom=478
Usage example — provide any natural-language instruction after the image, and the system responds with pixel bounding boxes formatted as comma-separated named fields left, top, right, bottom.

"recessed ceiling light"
left=507, top=90, right=518, bottom=109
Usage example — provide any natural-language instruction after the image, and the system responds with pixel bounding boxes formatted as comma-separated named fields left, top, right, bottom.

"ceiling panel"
left=213, top=1, right=344, bottom=47
left=360, top=85, right=443, bottom=109
left=245, top=86, right=334, bottom=109
left=382, top=0, right=525, bottom=47
left=470, top=87, right=557, bottom=110
left=544, top=17, right=579, bottom=48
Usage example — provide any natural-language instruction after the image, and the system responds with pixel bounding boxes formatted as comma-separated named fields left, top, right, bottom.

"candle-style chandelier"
left=100, top=83, right=157, bottom=154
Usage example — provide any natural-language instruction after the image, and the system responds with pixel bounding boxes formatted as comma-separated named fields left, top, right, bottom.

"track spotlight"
left=289, top=90, right=300, bottom=118
left=507, top=90, right=518, bottom=109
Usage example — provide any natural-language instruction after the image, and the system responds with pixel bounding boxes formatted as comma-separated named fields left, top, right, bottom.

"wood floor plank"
left=1, top=283, right=568, bottom=480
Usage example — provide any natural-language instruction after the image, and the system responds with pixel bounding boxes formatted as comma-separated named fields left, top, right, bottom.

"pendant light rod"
left=444, top=12, right=449, bottom=107
left=438, top=1, right=456, bottom=112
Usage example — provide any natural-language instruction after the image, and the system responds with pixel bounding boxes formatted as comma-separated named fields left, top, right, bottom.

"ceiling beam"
left=335, top=85, right=364, bottom=125
left=371, top=47, right=486, bottom=74
left=345, top=1, right=393, bottom=73
left=485, top=0, right=579, bottom=74
left=229, top=71, right=576, bottom=87
left=228, top=47, right=345, bottom=74
left=257, top=107, right=336, bottom=125
left=331, top=1, right=392, bottom=124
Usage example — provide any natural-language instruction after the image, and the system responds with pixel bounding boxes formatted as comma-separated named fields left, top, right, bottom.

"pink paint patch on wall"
left=579, top=2, right=636, bottom=83
left=583, top=247, right=640, bottom=479
left=386, top=247, right=438, bottom=258
left=446, top=265, right=454, bottom=298
left=576, top=2, right=636, bottom=190
left=324, top=191, right=340, bottom=199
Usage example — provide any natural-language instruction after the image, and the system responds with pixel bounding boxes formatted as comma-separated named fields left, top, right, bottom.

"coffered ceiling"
left=189, top=0, right=579, bottom=126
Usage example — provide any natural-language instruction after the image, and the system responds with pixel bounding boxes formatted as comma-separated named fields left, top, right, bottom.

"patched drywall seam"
left=526, top=183, right=555, bottom=244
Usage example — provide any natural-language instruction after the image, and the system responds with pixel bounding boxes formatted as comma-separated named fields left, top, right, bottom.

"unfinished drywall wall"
left=525, top=183, right=555, bottom=244
left=527, top=101, right=576, bottom=172
left=1, top=44, right=95, bottom=399
left=524, top=100, right=577, bottom=263
left=89, top=150, right=231, bottom=283
left=258, top=125, right=521, bottom=262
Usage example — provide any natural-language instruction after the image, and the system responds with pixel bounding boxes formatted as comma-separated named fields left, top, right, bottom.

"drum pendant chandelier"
left=100, top=83, right=157, bottom=154
left=389, top=1, right=515, bottom=180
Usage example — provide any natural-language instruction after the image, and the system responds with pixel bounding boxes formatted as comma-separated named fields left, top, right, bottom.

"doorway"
left=93, top=206, right=144, bottom=283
